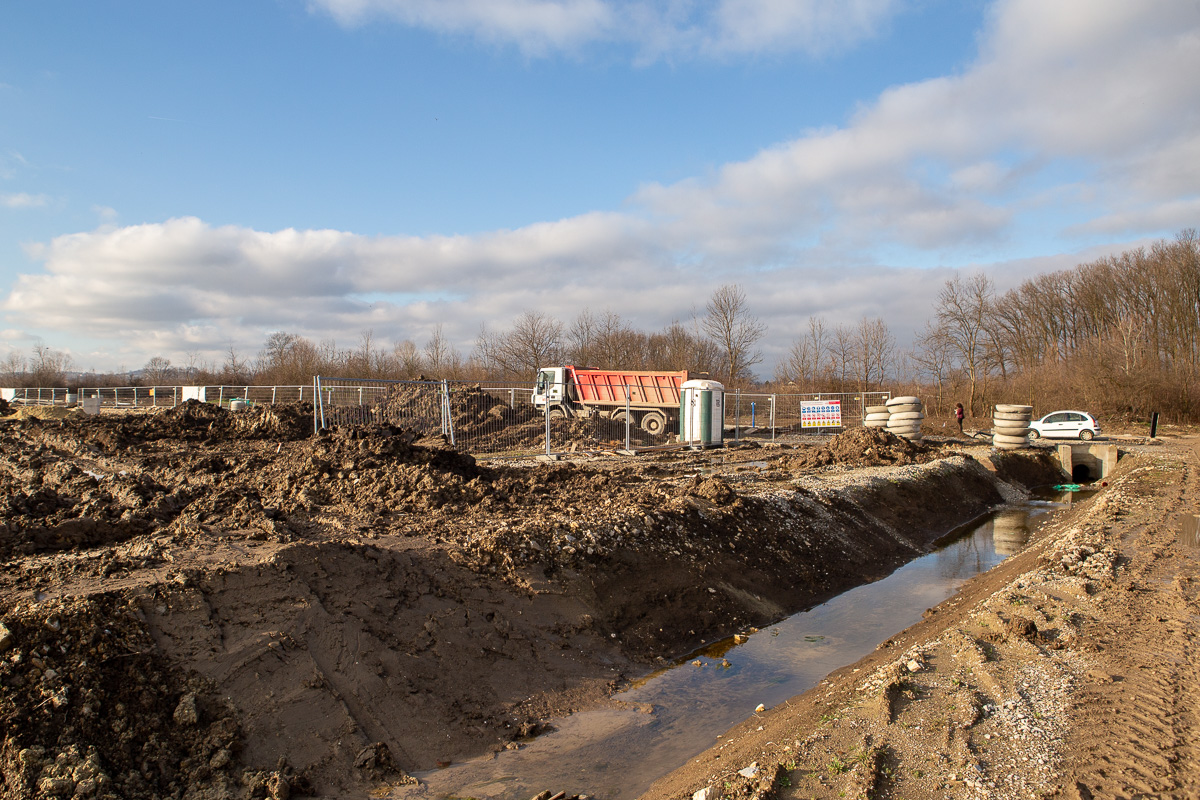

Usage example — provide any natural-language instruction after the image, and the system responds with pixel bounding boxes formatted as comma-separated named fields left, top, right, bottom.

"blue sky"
left=2, top=0, right=1199, bottom=377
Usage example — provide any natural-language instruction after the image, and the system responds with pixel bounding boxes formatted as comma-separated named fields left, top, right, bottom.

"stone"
left=173, top=693, right=199, bottom=726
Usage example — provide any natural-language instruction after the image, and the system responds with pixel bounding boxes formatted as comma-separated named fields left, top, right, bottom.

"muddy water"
left=401, top=498, right=1068, bottom=800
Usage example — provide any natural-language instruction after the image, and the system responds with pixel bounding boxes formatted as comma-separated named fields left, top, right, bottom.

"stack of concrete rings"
left=885, top=395, right=924, bottom=440
left=863, top=403, right=890, bottom=429
left=992, top=404, right=1033, bottom=449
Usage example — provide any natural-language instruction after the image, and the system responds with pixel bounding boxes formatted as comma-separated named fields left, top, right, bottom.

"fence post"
left=625, top=383, right=632, bottom=452
left=442, top=380, right=456, bottom=446
left=544, top=390, right=552, bottom=457
left=771, top=395, right=776, bottom=442
left=315, top=377, right=327, bottom=433
left=735, top=389, right=741, bottom=442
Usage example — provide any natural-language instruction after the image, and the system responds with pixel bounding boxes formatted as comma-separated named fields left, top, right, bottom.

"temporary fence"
left=312, top=377, right=893, bottom=457
left=4, top=381, right=894, bottom=458
left=313, top=375, right=689, bottom=456
left=1, top=385, right=313, bottom=408
left=724, top=390, right=892, bottom=442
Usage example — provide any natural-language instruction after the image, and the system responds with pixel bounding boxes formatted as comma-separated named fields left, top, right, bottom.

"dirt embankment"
left=644, top=437, right=1200, bottom=800
left=0, top=406, right=1067, bottom=798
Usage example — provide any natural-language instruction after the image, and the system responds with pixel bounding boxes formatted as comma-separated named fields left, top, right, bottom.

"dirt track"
left=0, top=401, right=1193, bottom=799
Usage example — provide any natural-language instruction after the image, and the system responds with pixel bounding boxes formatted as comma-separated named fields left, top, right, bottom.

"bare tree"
left=490, top=311, right=563, bottom=378
left=29, top=343, right=73, bottom=386
left=221, top=343, right=248, bottom=384
left=912, top=321, right=954, bottom=416
left=183, top=350, right=202, bottom=382
left=935, top=272, right=995, bottom=415
left=776, top=317, right=830, bottom=390
left=565, top=309, right=598, bottom=366
left=142, top=356, right=174, bottom=384
left=392, top=339, right=424, bottom=378
left=701, top=284, right=766, bottom=386
left=423, top=325, right=454, bottom=377
left=1, top=351, right=27, bottom=384
left=850, top=316, right=895, bottom=390
left=830, top=323, right=855, bottom=389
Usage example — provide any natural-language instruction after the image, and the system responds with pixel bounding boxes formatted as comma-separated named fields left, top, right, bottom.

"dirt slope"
left=643, top=436, right=1200, bottom=800
left=0, top=405, right=1094, bottom=799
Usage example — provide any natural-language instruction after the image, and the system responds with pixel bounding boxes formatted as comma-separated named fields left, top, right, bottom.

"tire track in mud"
left=1062, top=443, right=1200, bottom=800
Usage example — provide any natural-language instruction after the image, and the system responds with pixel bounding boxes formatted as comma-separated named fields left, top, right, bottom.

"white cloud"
left=634, top=0, right=1200, bottom=251
left=2, top=193, right=49, bottom=209
left=4, top=1, right=1199, bottom=373
left=307, top=0, right=900, bottom=58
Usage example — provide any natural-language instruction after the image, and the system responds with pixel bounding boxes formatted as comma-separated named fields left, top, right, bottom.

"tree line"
left=3, top=231, right=1197, bottom=423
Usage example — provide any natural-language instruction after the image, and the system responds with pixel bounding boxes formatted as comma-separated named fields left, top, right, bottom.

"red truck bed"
left=566, top=367, right=688, bottom=408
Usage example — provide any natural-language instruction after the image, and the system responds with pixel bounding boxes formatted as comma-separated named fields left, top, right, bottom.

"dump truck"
left=532, top=366, right=691, bottom=435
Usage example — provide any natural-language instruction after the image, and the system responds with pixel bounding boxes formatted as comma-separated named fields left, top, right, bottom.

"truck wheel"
left=641, top=411, right=667, bottom=435
left=548, top=407, right=568, bottom=420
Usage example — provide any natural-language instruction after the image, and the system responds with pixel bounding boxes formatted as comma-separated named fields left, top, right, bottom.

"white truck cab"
left=532, top=367, right=565, bottom=409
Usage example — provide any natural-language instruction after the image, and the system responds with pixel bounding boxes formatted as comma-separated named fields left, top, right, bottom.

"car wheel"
left=1027, top=429, right=1040, bottom=439
left=1080, top=429, right=1094, bottom=441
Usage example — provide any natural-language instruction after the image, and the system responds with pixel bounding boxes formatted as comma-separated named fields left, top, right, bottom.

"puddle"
left=1181, top=514, right=1200, bottom=549
left=395, top=498, right=1064, bottom=800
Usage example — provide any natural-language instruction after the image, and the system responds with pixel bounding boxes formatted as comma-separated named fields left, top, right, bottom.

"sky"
left=2, top=0, right=1199, bottom=379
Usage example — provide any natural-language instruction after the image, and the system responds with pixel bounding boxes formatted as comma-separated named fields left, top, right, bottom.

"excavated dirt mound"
left=0, top=406, right=1086, bottom=797
left=0, top=399, right=11, bottom=417
left=0, top=594, right=258, bottom=800
left=67, top=400, right=314, bottom=450
left=372, top=383, right=668, bottom=452
left=779, top=425, right=938, bottom=471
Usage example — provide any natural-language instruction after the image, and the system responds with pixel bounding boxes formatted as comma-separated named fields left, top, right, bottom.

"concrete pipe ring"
left=865, top=405, right=890, bottom=415
left=995, top=404, right=1034, bottom=414
left=886, top=403, right=922, bottom=413
left=992, top=432, right=1029, bottom=446
left=888, top=411, right=925, bottom=421
left=886, top=396, right=920, bottom=406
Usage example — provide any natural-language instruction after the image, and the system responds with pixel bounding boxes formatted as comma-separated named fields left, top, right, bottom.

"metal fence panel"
left=7, top=380, right=895, bottom=455
left=725, top=390, right=891, bottom=441
left=312, top=377, right=686, bottom=457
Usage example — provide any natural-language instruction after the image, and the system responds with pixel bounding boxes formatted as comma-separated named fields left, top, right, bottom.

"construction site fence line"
left=311, top=377, right=893, bottom=458
left=0, top=385, right=323, bottom=408
left=2, top=382, right=893, bottom=458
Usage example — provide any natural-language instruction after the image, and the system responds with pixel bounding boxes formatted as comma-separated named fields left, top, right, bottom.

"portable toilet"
left=680, top=379, right=724, bottom=447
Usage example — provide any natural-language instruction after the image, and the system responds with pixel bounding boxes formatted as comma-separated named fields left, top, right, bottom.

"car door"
left=1042, top=412, right=1070, bottom=437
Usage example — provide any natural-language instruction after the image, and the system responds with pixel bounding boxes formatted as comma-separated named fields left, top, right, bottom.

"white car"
left=1028, top=410, right=1101, bottom=440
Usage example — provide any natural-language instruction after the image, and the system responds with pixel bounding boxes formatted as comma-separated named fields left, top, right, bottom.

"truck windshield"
left=536, top=371, right=550, bottom=394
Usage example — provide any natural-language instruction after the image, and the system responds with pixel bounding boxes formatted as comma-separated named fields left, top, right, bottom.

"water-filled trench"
left=404, top=494, right=1076, bottom=800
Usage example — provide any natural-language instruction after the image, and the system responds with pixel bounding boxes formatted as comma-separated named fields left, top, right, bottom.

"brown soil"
left=643, top=435, right=1200, bottom=800
left=0, top=403, right=1191, bottom=799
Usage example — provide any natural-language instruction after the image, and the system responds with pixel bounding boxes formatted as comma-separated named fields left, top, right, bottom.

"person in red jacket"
left=954, top=402, right=965, bottom=434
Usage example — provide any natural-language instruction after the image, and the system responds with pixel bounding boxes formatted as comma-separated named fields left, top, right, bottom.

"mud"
left=0, top=404, right=1103, bottom=799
